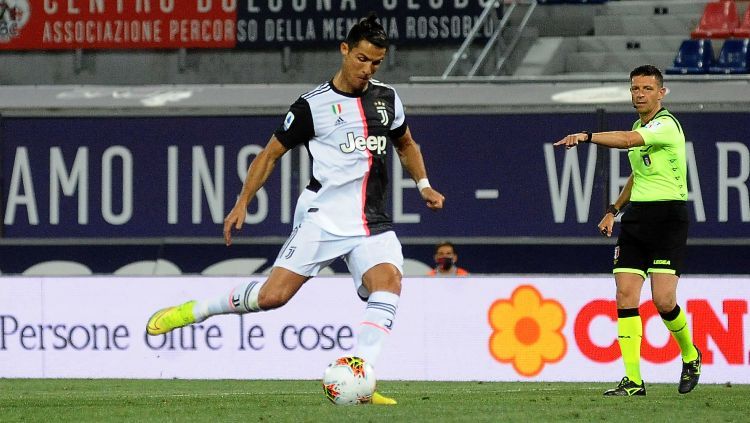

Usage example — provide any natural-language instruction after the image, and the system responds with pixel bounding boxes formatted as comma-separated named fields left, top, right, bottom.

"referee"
left=554, top=65, right=701, bottom=396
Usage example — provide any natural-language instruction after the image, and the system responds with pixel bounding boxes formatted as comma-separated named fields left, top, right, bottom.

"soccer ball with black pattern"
left=322, top=356, right=376, bottom=405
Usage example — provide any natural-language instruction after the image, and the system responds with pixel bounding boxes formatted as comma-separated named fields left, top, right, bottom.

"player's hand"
left=223, top=205, right=248, bottom=246
left=421, top=187, right=445, bottom=211
left=598, top=213, right=615, bottom=237
left=553, top=133, right=588, bottom=150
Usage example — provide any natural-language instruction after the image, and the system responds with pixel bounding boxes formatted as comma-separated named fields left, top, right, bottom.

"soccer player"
left=554, top=65, right=701, bottom=396
left=146, top=14, right=445, bottom=405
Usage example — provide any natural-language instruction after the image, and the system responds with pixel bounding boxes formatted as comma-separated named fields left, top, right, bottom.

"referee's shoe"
left=603, top=377, right=646, bottom=396
left=678, top=345, right=702, bottom=394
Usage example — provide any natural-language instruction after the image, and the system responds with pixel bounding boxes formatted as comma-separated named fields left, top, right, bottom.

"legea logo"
left=339, top=132, right=387, bottom=155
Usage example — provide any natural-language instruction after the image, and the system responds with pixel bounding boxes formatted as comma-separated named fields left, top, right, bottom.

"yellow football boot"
left=371, top=391, right=397, bottom=405
left=146, top=301, right=197, bottom=335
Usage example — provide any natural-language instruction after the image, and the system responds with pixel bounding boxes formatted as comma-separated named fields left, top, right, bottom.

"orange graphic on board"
left=488, top=285, right=567, bottom=377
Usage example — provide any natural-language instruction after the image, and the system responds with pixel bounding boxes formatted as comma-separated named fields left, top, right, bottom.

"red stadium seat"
left=733, top=6, right=750, bottom=37
left=691, top=0, right=740, bottom=39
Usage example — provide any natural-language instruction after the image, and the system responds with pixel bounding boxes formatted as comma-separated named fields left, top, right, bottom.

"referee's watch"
left=605, top=204, right=619, bottom=217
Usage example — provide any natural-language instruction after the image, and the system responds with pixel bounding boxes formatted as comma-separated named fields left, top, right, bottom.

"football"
left=322, top=356, right=376, bottom=405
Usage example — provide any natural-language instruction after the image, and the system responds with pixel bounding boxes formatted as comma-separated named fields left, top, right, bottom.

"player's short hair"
left=630, top=64, right=663, bottom=87
left=434, top=241, right=457, bottom=255
left=345, top=12, right=389, bottom=49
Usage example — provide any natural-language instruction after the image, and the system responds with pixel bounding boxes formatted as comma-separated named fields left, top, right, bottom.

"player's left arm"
left=393, top=127, right=445, bottom=211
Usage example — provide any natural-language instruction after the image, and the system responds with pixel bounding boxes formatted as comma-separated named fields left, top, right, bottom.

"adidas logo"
left=335, top=116, right=345, bottom=126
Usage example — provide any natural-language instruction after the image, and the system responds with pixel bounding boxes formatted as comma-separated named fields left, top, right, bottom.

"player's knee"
left=383, top=276, right=401, bottom=294
left=362, top=264, right=402, bottom=295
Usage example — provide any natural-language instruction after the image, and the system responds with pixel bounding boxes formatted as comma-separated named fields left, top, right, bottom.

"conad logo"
left=575, top=299, right=748, bottom=365
left=489, top=288, right=748, bottom=377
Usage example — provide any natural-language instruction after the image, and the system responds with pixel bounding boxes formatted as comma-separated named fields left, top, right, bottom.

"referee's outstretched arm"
left=553, top=130, right=645, bottom=150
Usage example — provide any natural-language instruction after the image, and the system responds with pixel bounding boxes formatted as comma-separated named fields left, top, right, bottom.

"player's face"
left=339, top=40, right=386, bottom=93
left=630, top=75, right=665, bottom=116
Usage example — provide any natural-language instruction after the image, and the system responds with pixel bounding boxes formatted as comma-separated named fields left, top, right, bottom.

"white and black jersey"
left=274, top=80, right=407, bottom=237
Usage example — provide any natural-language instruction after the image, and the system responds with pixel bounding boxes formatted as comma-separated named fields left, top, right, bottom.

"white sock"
left=354, top=291, right=399, bottom=368
left=193, top=280, right=264, bottom=322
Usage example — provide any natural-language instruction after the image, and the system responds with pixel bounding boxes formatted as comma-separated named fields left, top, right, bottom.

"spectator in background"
left=427, top=241, right=469, bottom=276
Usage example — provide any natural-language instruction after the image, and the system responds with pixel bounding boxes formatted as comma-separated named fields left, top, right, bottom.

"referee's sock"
left=617, top=308, right=643, bottom=385
left=661, top=304, right=699, bottom=362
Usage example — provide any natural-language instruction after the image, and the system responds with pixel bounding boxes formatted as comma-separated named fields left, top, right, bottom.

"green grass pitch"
left=0, top=379, right=747, bottom=422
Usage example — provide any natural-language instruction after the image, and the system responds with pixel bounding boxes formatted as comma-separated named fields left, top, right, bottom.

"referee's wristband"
left=605, top=204, right=619, bottom=217
left=582, top=131, right=593, bottom=143
left=416, top=178, right=431, bottom=192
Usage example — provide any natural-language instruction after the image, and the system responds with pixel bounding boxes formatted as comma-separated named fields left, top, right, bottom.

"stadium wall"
left=1, top=82, right=748, bottom=275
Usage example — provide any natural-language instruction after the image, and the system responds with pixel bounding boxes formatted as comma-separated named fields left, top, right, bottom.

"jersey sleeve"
left=634, top=116, right=680, bottom=147
left=388, top=90, right=408, bottom=140
left=274, top=97, right=314, bottom=149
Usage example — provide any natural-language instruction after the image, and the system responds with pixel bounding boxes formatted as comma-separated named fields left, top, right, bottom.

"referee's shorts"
left=613, top=201, right=688, bottom=278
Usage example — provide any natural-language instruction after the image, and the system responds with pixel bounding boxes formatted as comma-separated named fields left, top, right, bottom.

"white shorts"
left=272, top=221, right=404, bottom=299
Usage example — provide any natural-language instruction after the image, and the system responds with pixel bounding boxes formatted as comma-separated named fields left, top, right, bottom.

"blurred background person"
left=427, top=241, right=469, bottom=277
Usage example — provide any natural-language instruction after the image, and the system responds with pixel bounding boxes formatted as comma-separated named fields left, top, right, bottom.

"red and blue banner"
left=0, top=0, right=496, bottom=50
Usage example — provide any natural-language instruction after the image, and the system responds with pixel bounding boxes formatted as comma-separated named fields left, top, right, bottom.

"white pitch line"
left=475, top=189, right=499, bottom=199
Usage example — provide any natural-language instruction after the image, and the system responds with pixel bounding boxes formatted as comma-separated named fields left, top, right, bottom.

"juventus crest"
left=374, top=101, right=389, bottom=126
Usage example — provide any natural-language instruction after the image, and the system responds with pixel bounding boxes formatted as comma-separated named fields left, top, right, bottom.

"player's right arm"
left=224, top=97, right=313, bottom=246
left=598, top=174, right=633, bottom=237
left=223, top=136, right=289, bottom=246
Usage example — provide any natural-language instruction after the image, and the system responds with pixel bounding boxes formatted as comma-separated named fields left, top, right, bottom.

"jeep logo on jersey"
left=375, top=101, right=389, bottom=126
left=340, top=132, right=387, bottom=155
